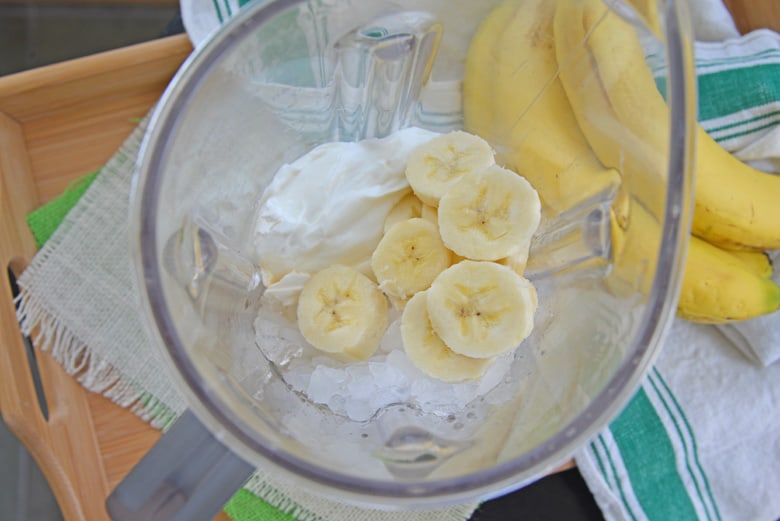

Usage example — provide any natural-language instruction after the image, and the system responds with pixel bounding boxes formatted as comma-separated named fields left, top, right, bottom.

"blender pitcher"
left=107, top=0, right=696, bottom=518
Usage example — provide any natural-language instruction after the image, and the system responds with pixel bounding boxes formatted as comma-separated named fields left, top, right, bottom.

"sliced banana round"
left=499, top=246, right=531, bottom=276
left=297, top=265, right=388, bottom=361
left=401, top=291, right=495, bottom=383
left=384, top=192, right=424, bottom=233
left=405, top=130, right=495, bottom=206
left=438, top=165, right=541, bottom=261
left=371, top=218, right=452, bottom=299
left=427, top=260, right=537, bottom=358
left=418, top=205, right=469, bottom=265
left=420, top=204, right=438, bottom=226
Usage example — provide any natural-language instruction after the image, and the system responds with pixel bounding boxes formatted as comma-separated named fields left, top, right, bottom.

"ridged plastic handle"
left=106, top=410, right=254, bottom=521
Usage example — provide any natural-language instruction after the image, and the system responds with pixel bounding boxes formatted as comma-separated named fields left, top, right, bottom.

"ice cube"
left=284, top=366, right=310, bottom=392
left=344, top=399, right=374, bottom=422
left=328, top=393, right=347, bottom=416
left=368, top=361, right=407, bottom=389
left=308, top=366, right=348, bottom=404
left=368, top=385, right=409, bottom=411
left=346, top=365, right=378, bottom=398
left=410, top=378, right=437, bottom=403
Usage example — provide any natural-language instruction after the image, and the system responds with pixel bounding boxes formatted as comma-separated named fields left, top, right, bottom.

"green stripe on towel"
left=698, top=64, right=780, bottom=122
left=714, top=117, right=780, bottom=143
left=592, top=436, right=641, bottom=521
left=648, top=48, right=780, bottom=70
left=705, top=109, right=780, bottom=134
left=609, top=389, right=699, bottom=520
left=648, top=369, right=722, bottom=521
left=211, top=0, right=224, bottom=24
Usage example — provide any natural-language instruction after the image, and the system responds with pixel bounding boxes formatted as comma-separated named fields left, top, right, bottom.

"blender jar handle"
left=106, top=409, right=254, bottom=521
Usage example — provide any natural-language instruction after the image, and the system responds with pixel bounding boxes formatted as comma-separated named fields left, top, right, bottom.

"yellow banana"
left=463, top=0, right=621, bottom=214
left=623, top=0, right=661, bottom=34
left=554, top=0, right=780, bottom=251
left=610, top=198, right=780, bottom=323
left=462, top=0, right=516, bottom=146
left=726, top=250, right=773, bottom=279
left=463, top=0, right=780, bottom=322
left=679, top=240, right=780, bottom=323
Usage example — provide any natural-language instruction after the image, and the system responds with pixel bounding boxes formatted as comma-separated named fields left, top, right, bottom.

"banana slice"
left=401, top=291, right=495, bottom=382
left=418, top=206, right=469, bottom=265
left=384, top=192, right=423, bottom=233
left=427, top=260, right=537, bottom=358
left=499, top=248, right=530, bottom=276
left=438, top=165, right=541, bottom=261
left=420, top=204, right=438, bottom=226
left=372, top=218, right=452, bottom=299
left=405, top=130, right=495, bottom=206
left=297, top=265, right=388, bottom=361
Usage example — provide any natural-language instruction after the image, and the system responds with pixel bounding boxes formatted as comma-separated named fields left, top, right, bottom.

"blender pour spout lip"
left=105, top=409, right=254, bottom=521
left=524, top=186, right=616, bottom=281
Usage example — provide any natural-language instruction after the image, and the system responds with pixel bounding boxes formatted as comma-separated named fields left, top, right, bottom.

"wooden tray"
left=722, top=0, right=780, bottom=34
left=0, top=2, right=775, bottom=520
left=0, top=33, right=234, bottom=521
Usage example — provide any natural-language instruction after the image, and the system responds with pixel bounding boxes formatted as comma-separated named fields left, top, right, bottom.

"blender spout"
left=162, top=214, right=263, bottom=314
left=333, top=11, right=443, bottom=141
left=524, top=186, right=617, bottom=281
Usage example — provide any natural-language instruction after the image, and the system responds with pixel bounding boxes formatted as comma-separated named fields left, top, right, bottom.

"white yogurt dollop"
left=254, top=127, right=440, bottom=300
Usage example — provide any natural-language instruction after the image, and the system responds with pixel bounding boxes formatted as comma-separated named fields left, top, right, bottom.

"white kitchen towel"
left=687, top=0, right=739, bottom=41
left=692, top=29, right=780, bottom=175
left=576, top=320, right=780, bottom=521
left=181, top=0, right=247, bottom=48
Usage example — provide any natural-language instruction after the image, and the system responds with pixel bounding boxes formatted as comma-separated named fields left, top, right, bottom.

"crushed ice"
left=255, top=304, right=515, bottom=422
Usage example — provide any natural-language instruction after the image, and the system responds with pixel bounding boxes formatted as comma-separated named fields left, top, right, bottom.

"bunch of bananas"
left=462, top=0, right=780, bottom=323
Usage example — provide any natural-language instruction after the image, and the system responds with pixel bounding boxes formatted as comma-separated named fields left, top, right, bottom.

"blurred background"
left=0, top=0, right=179, bottom=76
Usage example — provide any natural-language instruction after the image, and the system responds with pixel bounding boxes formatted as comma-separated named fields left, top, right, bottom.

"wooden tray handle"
left=0, top=113, right=111, bottom=521
left=722, top=0, right=780, bottom=34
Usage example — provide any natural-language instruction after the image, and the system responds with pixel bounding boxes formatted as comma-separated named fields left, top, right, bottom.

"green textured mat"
left=26, top=171, right=99, bottom=249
